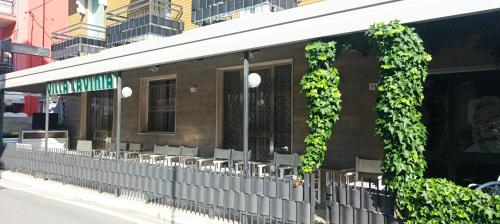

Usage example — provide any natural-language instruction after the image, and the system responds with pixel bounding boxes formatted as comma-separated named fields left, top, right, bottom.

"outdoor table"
left=175, top=156, right=202, bottom=167
left=162, top=155, right=180, bottom=166
left=196, top=158, right=229, bottom=172
left=148, top=154, right=165, bottom=164
left=93, top=149, right=113, bottom=159
left=137, top=150, right=157, bottom=162
left=108, top=151, right=124, bottom=159
left=123, top=151, right=139, bottom=159
left=235, top=161, right=272, bottom=177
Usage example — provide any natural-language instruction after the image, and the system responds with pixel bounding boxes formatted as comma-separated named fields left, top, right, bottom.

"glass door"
left=87, top=90, right=114, bottom=149
left=248, top=68, right=272, bottom=160
left=222, top=64, right=292, bottom=161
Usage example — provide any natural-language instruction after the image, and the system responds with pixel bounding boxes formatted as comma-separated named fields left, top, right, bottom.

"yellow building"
left=69, top=0, right=322, bottom=32
left=52, top=0, right=323, bottom=60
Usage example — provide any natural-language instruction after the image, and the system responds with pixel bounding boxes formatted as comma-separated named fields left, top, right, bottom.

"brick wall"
left=65, top=40, right=384, bottom=169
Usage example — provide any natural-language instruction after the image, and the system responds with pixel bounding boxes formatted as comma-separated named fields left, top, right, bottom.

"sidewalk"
left=0, top=170, right=231, bottom=224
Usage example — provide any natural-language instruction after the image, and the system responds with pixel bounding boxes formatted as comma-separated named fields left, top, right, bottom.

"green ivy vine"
left=299, top=41, right=342, bottom=174
left=367, top=21, right=500, bottom=223
left=366, top=21, right=430, bottom=189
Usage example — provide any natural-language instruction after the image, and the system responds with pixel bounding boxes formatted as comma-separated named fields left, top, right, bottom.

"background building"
left=0, top=0, right=68, bottom=132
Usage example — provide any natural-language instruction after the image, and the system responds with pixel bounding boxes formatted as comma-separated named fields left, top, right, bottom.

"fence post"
left=312, top=173, right=316, bottom=224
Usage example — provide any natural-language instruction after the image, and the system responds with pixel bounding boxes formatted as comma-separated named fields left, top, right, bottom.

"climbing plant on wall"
left=367, top=20, right=500, bottom=223
left=365, top=21, right=430, bottom=189
left=299, top=41, right=342, bottom=174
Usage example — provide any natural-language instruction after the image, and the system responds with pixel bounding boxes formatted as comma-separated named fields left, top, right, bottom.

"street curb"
left=0, top=170, right=233, bottom=224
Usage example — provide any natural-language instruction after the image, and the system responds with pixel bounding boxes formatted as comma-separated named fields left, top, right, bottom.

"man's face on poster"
left=473, top=103, right=500, bottom=140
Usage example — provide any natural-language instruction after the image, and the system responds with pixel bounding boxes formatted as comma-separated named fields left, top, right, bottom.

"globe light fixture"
left=121, top=87, right=133, bottom=98
left=248, top=73, right=261, bottom=88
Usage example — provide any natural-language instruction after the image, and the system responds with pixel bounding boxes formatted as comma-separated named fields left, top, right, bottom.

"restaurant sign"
left=48, top=74, right=116, bottom=95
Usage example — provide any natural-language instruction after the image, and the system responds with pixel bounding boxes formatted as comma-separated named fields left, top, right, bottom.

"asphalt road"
left=0, top=186, right=138, bottom=224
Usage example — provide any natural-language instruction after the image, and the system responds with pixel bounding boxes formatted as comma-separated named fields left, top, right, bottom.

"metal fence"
left=105, top=0, right=184, bottom=48
left=51, top=23, right=106, bottom=61
left=0, top=143, right=315, bottom=224
left=191, top=0, right=298, bottom=26
left=325, top=172, right=401, bottom=224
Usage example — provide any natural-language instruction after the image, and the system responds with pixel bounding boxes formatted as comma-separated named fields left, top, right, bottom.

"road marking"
left=0, top=181, right=155, bottom=224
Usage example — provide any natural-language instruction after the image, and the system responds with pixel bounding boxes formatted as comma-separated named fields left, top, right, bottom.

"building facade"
left=0, top=0, right=68, bottom=132
left=3, top=0, right=500, bottom=186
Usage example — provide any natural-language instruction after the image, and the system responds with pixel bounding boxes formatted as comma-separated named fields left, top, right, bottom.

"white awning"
left=4, top=94, right=24, bottom=105
left=3, top=0, right=500, bottom=88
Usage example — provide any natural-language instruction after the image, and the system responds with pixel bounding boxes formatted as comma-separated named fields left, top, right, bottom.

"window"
left=147, top=79, right=176, bottom=132
left=423, top=70, right=500, bottom=184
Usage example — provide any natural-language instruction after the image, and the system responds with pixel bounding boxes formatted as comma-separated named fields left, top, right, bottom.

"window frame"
left=139, top=74, right=177, bottom=134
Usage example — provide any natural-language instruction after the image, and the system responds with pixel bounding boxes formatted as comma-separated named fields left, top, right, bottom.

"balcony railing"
left=191, top=0, right=297, bottom=26
left=0, top=0, right=14, bottom=15
left=105, top=0, right=183, bottom=48
left=0, top=64, right=13, bottom=75
left=51, top=23, right=106, bottom=61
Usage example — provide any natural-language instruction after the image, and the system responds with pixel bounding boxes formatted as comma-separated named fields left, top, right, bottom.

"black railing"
left=0, top=64, right=13, bottom=75
left=51, top=23, right=106, bottom=61
left=105, top=0, right=183, bottom=48
left=191, top=0, right=297, bottom=26
left=325, top=171, right=401, bottom=224
left=1, top=143, right=316, bottom=224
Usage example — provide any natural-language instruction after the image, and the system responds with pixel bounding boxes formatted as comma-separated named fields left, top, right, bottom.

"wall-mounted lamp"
left=150, top=65, right=159, bottom=73
left=190, top=86, right=197, bottom=93
left=248, top=73, right=261, bottom=88
left=121, top=87, right=133, bottom=98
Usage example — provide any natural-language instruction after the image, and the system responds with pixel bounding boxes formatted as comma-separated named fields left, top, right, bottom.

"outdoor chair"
left=76, top=140, right=96, bottom=157
left=176, top=146, right=200, bottom=167
left=128, top=143, right=143, bottom=151
left=105, top=142, right=128, bottom=159
left=161, top=146, right=182, bottom=166
left=468, top=175, right=500, bottom=196
left=232, top=150, right=259, bottom=174
left=39, top=140, right=66, bottom=152
left=122, top=142, right=142, bottom=159
left=341, top=157, right=383, bottom=188
left=76, top=140, right=93, bottom=152
left=197, top=148, right=232, bottom=172
left=273, top=153, right=299, bottom=179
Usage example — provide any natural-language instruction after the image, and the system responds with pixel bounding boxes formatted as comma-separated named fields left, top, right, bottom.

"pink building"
left=0, top=0, right=68, bottom=118
left=0, top=0, right=68, bottom=72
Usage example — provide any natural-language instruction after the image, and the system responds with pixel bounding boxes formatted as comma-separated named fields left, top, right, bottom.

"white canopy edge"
left=3, top=0, right=500, bottom=88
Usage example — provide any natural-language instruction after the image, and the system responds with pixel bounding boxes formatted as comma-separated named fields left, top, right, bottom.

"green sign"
left=48, top=74, right=116, bottom=96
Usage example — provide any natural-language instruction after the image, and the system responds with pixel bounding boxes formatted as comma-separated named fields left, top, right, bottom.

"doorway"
left=86, top=90, right=114, bottom=149
left=222, top=64, right=292, bottom=161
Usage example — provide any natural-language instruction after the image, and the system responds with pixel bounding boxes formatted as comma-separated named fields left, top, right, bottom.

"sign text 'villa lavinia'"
left=47, top=74, right=116, bottom=95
